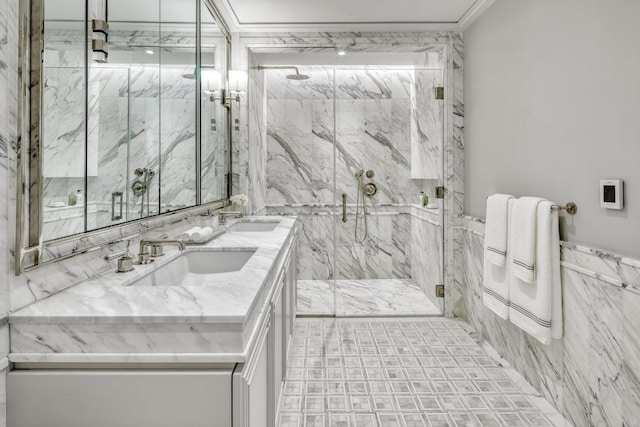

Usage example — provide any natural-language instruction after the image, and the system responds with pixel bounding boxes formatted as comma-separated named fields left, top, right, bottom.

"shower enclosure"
left=259, top=59, right=446, bottom=317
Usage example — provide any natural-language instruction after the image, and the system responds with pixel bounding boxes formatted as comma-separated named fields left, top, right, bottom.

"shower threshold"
left=297, top=279, right=442, bottom=317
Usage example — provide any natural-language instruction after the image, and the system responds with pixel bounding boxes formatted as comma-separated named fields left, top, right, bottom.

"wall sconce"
left=92, top=0, right=109, bottom=63
left=223, top=70, right=247, bottom=108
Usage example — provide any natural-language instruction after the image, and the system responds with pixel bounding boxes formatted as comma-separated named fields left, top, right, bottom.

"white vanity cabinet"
left=7, top=222, right=299, bottom=427
left=233, top=240, right=296, bottom=427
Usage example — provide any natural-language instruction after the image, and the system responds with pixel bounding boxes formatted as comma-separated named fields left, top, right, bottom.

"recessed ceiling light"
left=145, top=50, right=154, bottom=55
left=337, top=50, right=346, bottom=56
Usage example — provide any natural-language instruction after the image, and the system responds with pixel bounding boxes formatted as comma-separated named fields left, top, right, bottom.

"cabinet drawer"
left=8, top=370, right=232, bottom=427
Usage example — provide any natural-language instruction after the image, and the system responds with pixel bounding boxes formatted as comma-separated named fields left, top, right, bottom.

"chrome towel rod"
left=551, top=202, right=577, bottom=215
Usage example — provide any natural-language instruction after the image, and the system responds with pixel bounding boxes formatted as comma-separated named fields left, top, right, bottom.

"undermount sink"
left=228, top=221, right=280, bottom=232
left=130, top=249, right=257, bottom=287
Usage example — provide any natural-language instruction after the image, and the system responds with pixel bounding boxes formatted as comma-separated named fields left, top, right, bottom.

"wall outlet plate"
left=600, top=179, right=624, bottom=209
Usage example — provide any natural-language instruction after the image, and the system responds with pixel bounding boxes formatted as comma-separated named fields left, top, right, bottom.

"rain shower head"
left=257, top=65, right=310, bottom=80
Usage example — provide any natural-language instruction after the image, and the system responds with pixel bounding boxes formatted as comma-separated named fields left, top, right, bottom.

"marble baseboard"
left=457, top=215, right=640, bottom=427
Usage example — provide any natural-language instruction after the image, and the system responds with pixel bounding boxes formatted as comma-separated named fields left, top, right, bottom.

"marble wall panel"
left=411, top=69, right=443, bottom=180
left=0, top=1, right=16, bottom=424
left=235, top=34, right=462, bottom=316
left=410, top=207, right=443, bottom=309
left=458, top=216, right=640, bottom=426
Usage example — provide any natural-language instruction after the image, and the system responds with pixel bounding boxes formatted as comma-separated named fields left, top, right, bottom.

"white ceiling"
left=215, top=0, right=494, bottom=31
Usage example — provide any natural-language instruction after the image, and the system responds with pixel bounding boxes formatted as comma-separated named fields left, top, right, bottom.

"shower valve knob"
left=366, top=170, right=375, bottom=178
left=364, top=183, right=377, bottom=197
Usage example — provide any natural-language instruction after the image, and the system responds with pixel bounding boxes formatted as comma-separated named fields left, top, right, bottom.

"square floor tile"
left=402, top=413, right=428, bottom=427
left=349, top=396, right=373, bottom=412
left=372, top=395, right=396, bottom=411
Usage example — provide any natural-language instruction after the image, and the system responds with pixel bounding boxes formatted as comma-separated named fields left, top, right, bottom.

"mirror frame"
left=15, top=0, right=233, bottom=274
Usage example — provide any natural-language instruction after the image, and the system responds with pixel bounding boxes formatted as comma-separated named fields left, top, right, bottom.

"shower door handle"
left=342, top=193, right=347, bottom=222
left=111, top=191, right=123, bottom=221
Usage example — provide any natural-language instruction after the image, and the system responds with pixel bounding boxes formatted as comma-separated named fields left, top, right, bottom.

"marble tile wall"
left=411, top=206, right=444, bottom=311
left=235, top=32, right=464, bottom=315
left=263, top=66, right=443, bottom=283
left=0, top=0, right=17, bottom=424
left=456, top=215, right=640, bottom=426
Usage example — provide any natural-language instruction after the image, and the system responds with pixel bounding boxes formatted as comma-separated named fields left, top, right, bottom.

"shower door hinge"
left=435, top=186, right=445, bottom=199
left=435, top=87, right=444, bottom=100
left=435, top=285, right=445, bottom=298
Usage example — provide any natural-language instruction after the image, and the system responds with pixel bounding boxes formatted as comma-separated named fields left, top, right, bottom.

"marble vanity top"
left=8, top=216, right=298, bottom=363
left=11, top=216, right=297, bottom=325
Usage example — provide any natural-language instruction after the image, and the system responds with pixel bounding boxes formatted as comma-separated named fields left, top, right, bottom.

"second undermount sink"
left=228, top=221, right=280, bottom=232
left=130, top=249, right=257, bottom=287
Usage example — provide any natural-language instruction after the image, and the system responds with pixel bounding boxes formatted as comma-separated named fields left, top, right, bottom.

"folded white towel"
left=485, top=194, right=515, bottom=267
left=180, top=226, right=202, bottom=241
left=511, top=197, right=545, bottom=284
left=509, top=200, right=563, bottom=344
left=483, top=197, right=516, bottom=319
left=199, top=227, right=214, bottom=241
left=190, top=227, right=205, bottom=241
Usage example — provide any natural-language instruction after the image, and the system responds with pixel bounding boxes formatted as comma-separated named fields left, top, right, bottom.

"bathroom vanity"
left=7, top=217, right=298, bottom=427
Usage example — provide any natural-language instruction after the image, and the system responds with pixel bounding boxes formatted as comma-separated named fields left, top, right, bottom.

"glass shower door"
left=333, top=66, right=446, bottom=317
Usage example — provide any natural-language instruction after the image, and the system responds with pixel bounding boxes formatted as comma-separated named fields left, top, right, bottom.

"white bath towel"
left=485, top=194, right=515, bottom=266
left=509, top=200, right=563, bottom=344
left=180, top=226, right=202, bottom=241
left=483, top=197, right=516, bottom=319
left=511, top=197, right=545, bottom=284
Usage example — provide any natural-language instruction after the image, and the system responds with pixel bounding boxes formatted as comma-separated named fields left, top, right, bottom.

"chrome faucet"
left=219, top=211, right=243, bottom=225
left=138, top=239, right=185, bottom=264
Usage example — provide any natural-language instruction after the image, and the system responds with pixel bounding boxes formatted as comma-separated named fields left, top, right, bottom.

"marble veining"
left=233, top=32, right=463, bottom=316
left=297, top=279, right=441, bottom=316
left=456, top=215, right=640, bottom=426
left=9, top=216, right=297, bottom=362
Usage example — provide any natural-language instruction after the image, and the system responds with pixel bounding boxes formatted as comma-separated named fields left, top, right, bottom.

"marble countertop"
left=10, top=216, right=297, bottom=326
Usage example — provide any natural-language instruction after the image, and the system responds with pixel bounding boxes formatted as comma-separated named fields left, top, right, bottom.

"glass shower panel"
left=334, top=66, right=445, bottom=316
left=41, top=0, right=87, bottom=241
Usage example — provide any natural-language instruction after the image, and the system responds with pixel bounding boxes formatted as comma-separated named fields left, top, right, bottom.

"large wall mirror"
left=17, top=0, right=231, bottom=270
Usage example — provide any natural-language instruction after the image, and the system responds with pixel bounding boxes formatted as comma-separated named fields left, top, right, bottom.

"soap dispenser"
left=76, top=189, right=84, bottom=205
left=68, top=191, right=77, bottom=206
left=420, top=191, right=429, bottom=208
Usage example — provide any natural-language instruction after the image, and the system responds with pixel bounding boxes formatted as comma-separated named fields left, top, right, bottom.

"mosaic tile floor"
left=279, top=318, right=572, bottom=427
left=297, top=280, right=441, bottom=316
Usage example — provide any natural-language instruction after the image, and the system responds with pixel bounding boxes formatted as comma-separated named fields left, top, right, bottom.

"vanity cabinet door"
left=233, top=319, right=270, bottom=427
left=8, top=370, right=232, bottom=427
left=270, top=277, right=286, bottom=424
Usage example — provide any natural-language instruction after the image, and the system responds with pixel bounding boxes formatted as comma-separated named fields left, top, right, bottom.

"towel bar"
left=551, top=202, right=577, bottom=215
left=484, top=196, right=578, bottom=215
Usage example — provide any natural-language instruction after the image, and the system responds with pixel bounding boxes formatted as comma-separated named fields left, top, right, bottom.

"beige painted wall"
left=464, top=0, right=640, bottom=258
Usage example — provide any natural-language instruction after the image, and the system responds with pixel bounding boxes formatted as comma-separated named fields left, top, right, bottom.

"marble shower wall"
left=0, top=0, right=17, bottom=424
left=264, top=65, right=443, bottom=283
left=235, top=32, right=464, bottom=315
left=456, top=216, right=640, bottom=426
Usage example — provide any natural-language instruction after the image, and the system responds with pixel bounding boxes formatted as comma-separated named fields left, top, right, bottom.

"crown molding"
left=211, top=0, right=495, bottom=33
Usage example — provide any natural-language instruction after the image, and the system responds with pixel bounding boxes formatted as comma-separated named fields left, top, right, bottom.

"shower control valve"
left=363, top=183, right=377, bottom=197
